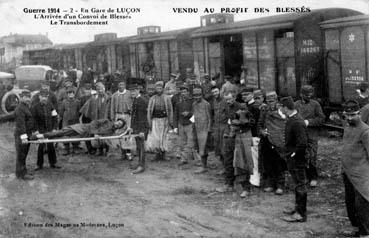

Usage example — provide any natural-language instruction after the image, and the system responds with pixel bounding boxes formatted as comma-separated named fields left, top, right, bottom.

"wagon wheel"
left=1, top=92, right=20, bottom=114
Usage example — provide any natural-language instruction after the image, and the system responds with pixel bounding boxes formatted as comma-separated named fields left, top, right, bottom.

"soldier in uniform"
left=31, top=89, right=60, bottom=170
left=215, top=91, right=244, bottom=193
left=129, top=84, right=149, bottom=174
left=258, top=91, right=287, bottom=195
left=341, top=100, right=369, bottom=237
left=13, top=90, right=34, bottom=180
left=174, top=83, right=195, bottom=165
left=59, top=88, right=82, bottom=155
left=280, top=96, right=308, bottom=222
left=192, top=86, right=212, bottom=173
left=294, top=85, right=325, bottom=187
left=210, top=86, right=228, bottom=174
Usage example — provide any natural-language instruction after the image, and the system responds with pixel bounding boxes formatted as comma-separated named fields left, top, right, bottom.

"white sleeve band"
left=20, top=134, right=28, bottom=140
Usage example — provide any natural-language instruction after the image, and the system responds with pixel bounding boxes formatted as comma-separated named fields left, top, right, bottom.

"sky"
left=1, top=0, right=368, bottom=44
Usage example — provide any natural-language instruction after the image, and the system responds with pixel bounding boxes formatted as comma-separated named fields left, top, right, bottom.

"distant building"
left=0, top=33, right=52, bottom=72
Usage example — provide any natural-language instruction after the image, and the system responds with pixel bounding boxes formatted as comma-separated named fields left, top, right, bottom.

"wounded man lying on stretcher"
left=30, top=118, right=127, bottom=140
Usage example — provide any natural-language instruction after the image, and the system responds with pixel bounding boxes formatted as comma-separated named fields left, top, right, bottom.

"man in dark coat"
left=215, top=91, right=244, bottom=193
left=258, top=91, right=287, bottom=195
left=210, top=86, right=228, bottom=174
left=13, top=90, right=34, bottom=180
left=31, top=89, right=60, bottom=170
left=294, top=85, right=325, bottom=187
left=129, top=84, right=149, bottom=174
left=280, top=96, right=308, bottom=222
left=341, top=100, right=369, bottom=237
left=59, top=88, right=81, bottom=155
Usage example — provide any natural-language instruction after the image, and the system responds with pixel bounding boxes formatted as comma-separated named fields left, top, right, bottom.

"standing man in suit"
left=129, top=84, right=149, bottom=174
left=31, top=89, right=61, bottom=170
left=13, top=90, right=35, bottom=180
left=280, top=96, right=308, bottom=222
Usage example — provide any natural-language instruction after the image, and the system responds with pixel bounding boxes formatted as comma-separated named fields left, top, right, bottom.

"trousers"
left=286, top=157, right=308, bottom=217
left=135, top=137, right=145, bottom=167
left=343, top=173, right=369, bottom=235
left=261, top=139, right=286, bottom=188
left=14, top=135, right=30, bottom=178
left=37, top=143, right=57, bottom=167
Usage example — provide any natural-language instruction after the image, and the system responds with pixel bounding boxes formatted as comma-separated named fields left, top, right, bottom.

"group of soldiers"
left=2, top=67, right=369, bottom=234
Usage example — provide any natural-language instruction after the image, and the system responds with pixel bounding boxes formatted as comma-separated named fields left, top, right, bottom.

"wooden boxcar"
left=321, top=15, right=369, bottom=106
left=128, top=26, right=198, bottom=82
left=191, top=9, right=362, bottom=98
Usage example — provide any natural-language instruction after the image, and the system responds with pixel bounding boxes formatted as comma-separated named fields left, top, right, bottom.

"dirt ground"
left=0, top=123, right=352, bottom=238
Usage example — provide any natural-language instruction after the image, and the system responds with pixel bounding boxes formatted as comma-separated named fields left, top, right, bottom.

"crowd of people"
left=1, top=67, right=368, bottom=236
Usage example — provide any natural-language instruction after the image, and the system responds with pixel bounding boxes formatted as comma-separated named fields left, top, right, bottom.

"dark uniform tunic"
left=257, top=105, right=287, bottom=189
left=131, top=95, right=149, bottom=168
left=31, top=101, right=58, bottom=168
left=294, top=99, right=325, bottom=181
left=14, top=102, right=34, bottom=178
left=284, top=112, right=308, bottom=218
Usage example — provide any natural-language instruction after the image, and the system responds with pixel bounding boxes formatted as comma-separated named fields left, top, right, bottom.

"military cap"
left=170, top=73, right=178, bottom=78
left=343, top=100, right=360, bottom=114
left=95, top=82, right=105, bottom=88
left=301, top=85, right=314, bottom=95
left=20, top=90, right=31, bottom=97
left=266, top=91, right=278, bottom=100
left=253, top=89, right=263, bottom=98
left=280, top=96, right=295, bottom=110
left=179, top=82, right=189, bottom=90
left=63, top=78, right=73, bottom=84
left=224, top=75, right=232, bottom=80
left=155, top=81, right=164, bottom=87
left=193, top=86, right=203, bottom=96
left=39, top=89, right=49, bottom=97
left=241, top=87, right=254, bottom=93
left=128, top=84, right=139, bottom=90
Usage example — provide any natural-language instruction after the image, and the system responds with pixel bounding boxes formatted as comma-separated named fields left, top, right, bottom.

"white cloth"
left=249, top=137, right=261, bottom=187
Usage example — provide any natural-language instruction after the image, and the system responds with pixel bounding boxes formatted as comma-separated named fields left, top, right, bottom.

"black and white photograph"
left=0, top=0, right=369, bottom=237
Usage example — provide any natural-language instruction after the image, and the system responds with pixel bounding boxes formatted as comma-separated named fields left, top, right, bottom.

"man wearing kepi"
left=341, top=100, right=369, bottom=236
left=31, top=89, right=60, bottom=170
left=147, top=81, right=173, bottom=161
left=174, top=83, right=194, bottom=166
left=129, top=84, right=149, bottom=174
left=14, top=90, right=35, bottom=180
left=280, top=96, right=308, bottom=222
left=258, top=91, right=287, bottom=195
left=294, top=85, right=325, bottom=187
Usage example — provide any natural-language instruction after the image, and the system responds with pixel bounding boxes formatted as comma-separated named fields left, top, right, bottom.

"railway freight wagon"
left=128, top=26, right=198, bottom=82
left=23, top=47, right=63, bottom=69
left=321, top=15, right=369, bottom=107
left=191, top=9, right=362, bottom=98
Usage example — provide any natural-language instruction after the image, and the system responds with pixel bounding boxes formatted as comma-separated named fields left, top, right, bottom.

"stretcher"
left=23, top=132, right=144, bottom=144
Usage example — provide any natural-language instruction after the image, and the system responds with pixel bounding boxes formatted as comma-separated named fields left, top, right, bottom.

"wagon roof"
left=320, top=14, right=369, bottom=28
left=129, top=27, right=199, bottom=43
left=191, top=8, right=363, bottom=38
